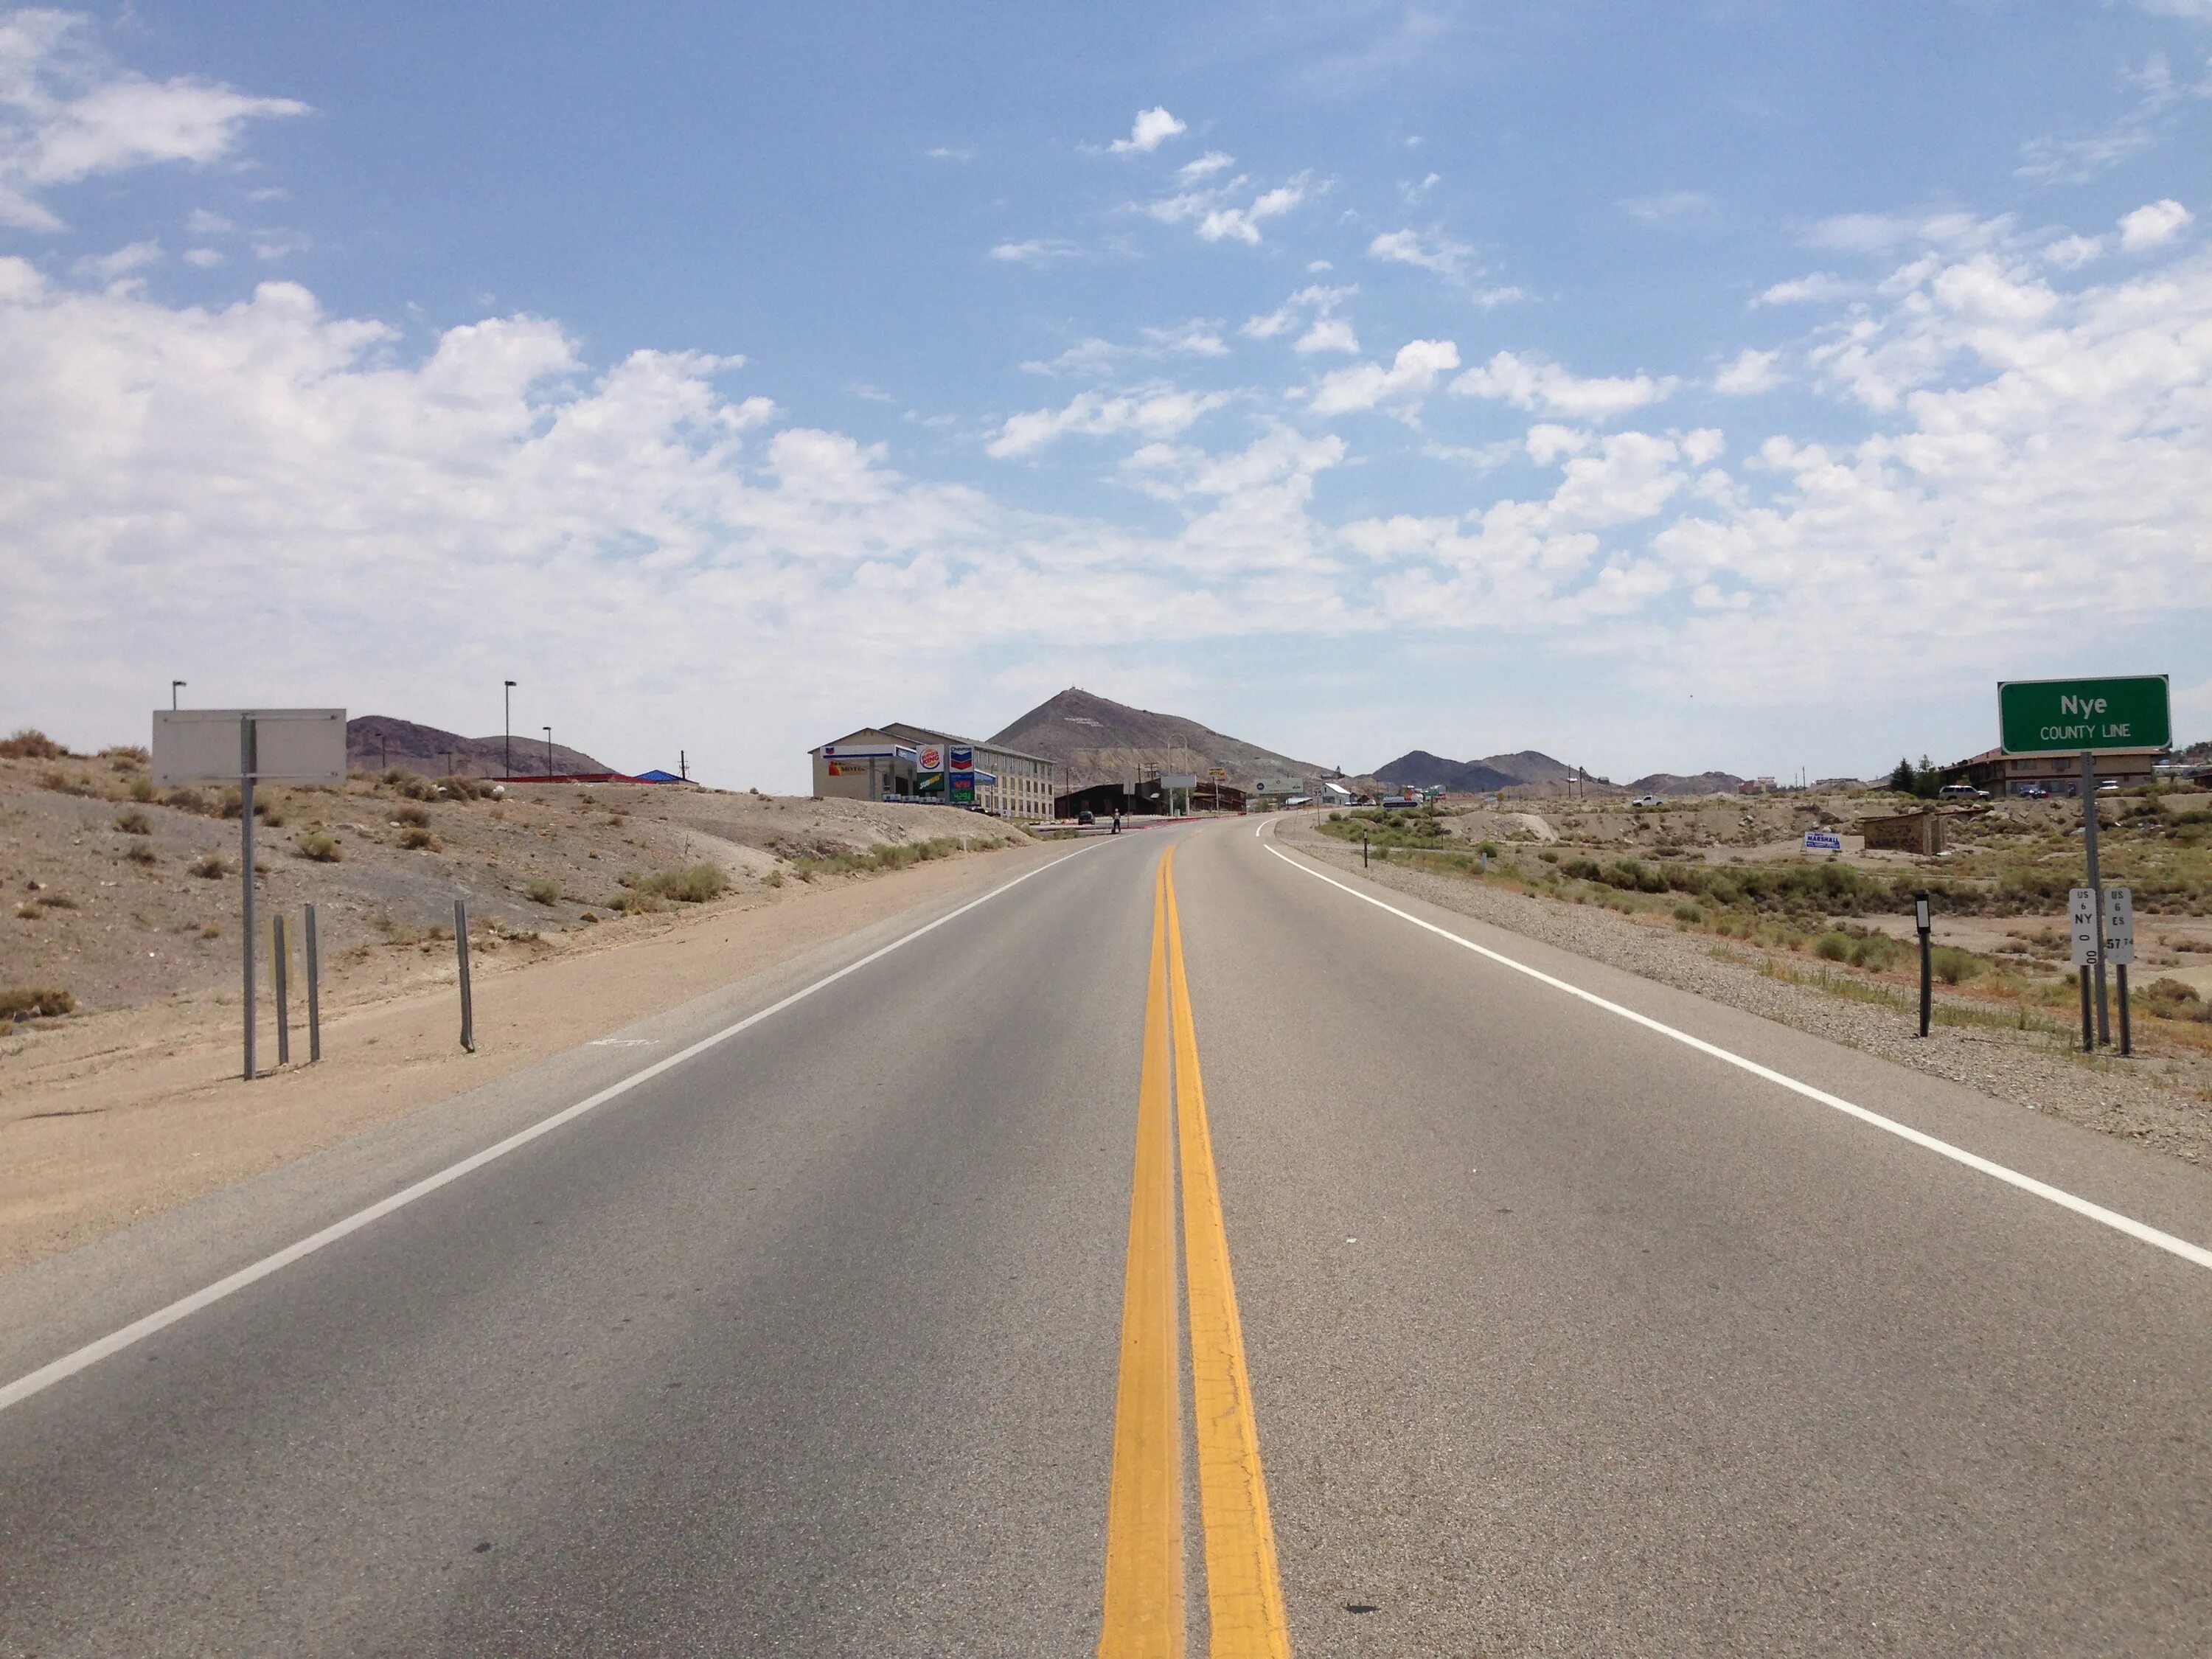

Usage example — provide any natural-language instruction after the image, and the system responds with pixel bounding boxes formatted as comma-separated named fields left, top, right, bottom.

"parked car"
left=1937, top=783, right=1986, bottom=799
left=1077, top=809, right=1095, bottom=825
left=2098, top=781, right=2119, bottom=793
left=2019, top=785, right=2048, bottom=799
left=1629, top=793, right=1660, bottom=807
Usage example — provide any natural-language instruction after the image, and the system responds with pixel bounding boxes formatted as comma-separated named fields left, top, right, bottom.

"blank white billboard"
left=153, top=709, right=347, bottom=785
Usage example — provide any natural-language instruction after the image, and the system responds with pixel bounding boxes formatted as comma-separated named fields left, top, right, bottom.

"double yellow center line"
left=1100, top=846, right=1292, bottom=1658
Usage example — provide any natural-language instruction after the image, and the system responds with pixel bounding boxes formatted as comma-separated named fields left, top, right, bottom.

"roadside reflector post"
left=272, top=914, right=290, bottom=1067
left=304, top=903, right=321, bottom=1063
left=455, top=899, right=476, bottom=1053
left=1914, top=891, right=1932, bottom=1039
left=2104, top=885, right=2135, bottom=1058
left=240, top=715, right=257, bottom=1080
left=1363, top=830, right=1368, bottom=868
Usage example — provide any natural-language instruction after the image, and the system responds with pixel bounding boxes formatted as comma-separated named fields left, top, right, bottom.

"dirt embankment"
left=1, top=745, right=1043, bottom=1274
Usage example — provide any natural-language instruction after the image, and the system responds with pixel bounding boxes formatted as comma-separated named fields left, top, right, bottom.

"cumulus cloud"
left=0, top=10, right=307, bottom=231
left=1177, top=150, right=1234, bottom=184
left=2119, top=198, right=2194, bottom=251
left=985, top=386, right=1233, bottom=457
left=70, top=238, right=161, bottom=282
left=1623, top=190, right=1717, bottom=225
left=1107, top=107, right=1186, bottom=154
left=1241, top=283, right=1354, bottom=343
left=1367, top=226, right=1475, bottom=279
left=1294, top=317, right=1359, bottom=355
left=1712, top=348, right=1781, bottom=395
left=1452, top=351, right=1678, bottom=420
left=1756, top=271, right=1859, bottom=306
left=1307, top=338, right=1459, bottom=415
left=1143, top=170, right=1315, bottom=246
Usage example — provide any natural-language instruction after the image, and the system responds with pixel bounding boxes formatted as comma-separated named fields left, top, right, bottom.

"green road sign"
left=1999, top=675, right=2169, bottom=754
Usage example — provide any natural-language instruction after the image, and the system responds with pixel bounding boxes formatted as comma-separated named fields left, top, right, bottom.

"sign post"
left=2069, top=888, right=2099, bottom=1053
left=2104, top=886, right=2135, bottom=1057
left=154, top=709, right=346, bottom=1079
left=1996, top=676, right=2168, bottom=1051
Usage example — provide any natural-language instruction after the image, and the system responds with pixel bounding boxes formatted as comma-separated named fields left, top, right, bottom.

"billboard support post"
left=305, top=902, right=322, bottom=1063
left=2082, top=751, right=2110, bottom=1046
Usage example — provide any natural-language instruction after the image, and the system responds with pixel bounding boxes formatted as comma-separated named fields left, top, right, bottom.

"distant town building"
left=810, top=724, right=1055, bottom=820
left=1943, top=747, right=2162, bottom=797
left=1859, top=809, right=1947, bottom=855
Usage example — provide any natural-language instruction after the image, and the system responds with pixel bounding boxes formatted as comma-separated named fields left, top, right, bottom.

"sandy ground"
left=0, top=840, right=1054, bottom=1276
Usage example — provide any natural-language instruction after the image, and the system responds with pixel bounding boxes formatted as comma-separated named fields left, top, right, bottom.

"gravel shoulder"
left=1281, top=821, right=2212, bottom=1169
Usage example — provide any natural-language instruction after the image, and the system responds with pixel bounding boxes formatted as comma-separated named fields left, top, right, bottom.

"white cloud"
left=1240, top=283, right=1354, bottom=342
left=2119, top=198, right=2194, bottom=251
left=1367, top=226, right=1474, bottom=279
left=1143, top=320, right=1230, bottom=357
left=1712, top=348, right=1781, bottom=396
left=70, top=238, right=161, bottom=282
left=1452, top=351, right=1678, bottom=420
left=2042, top=234, right=2107, bottom=270
left=0, top=10, right=307, bottom=231
left=1177, top=150, right=1234, bottom=184
left=2017, top=53, right=2197, bottom=186
left=1801, top=211, right=2011, bottom=256
left=182, top=246, right=224, bottom=268
left=1308, top=338, right=1459, bottom=415
left=925, top=145, right=975, bottom=162
left=985, top=386, right=1232, bottom=457
left=1144, top=170, right=1315, bottom=246
left=1623, top=190, right=1717, bottom=225
left=1107, top=107, right=1186, bottom=155
left=1755, top=271, right=1859, bottom=306
left=1294, top=317, right=1359, bottom=355
left=1023, top=320, right=1229, bottom=375
left=990, top=237, right=1081, bottom=265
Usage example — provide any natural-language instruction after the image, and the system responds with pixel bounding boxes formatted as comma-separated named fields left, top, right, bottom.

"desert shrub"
left=124, top=844, right=159, bottom=866
left=526, top=876, right=562, bottom=905
left=2143, top=978, right=2211, bottom=1023
left=114, top=809, right=152, bottom=835
left=1562, top=857, right=1603, bottom=881
left=400, top=774, right=442, bottom=802
left=1815, top=931, right=1853, bottom=961
left=31, top=892, right=76, bottom=910
left=1849, top=933, right=1905, bottom=971
left=104, top=745, right=150, bottom=769
left=38, top=770, right=95, bottom=797
left=299, top=832, right=341, bottom=862
left=1539, top=849, right=1560, bottom=863
left=627, top=863, right=726, bottom=903
left=607, top=888, right=667, bottom=914
left=395, top=804, right=431, bottom=828
left=127, top=776, right=156, bottom=802
left=1930, top=945, right=1983, bottom=985
left=0, top=988, right=74, bottom=1020
left=191, top=853, right=227, bottom=878
left=399, top=827, right=436, bottom=850
left=1673, top=903, right=1705, bottom=925
left=0, top=729, right=63, bottom=759
left=166, top=787, right=209, bottom=814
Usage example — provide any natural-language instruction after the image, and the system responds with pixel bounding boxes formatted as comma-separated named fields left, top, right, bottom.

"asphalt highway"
left=3, top=820, right=2210, bottom=1655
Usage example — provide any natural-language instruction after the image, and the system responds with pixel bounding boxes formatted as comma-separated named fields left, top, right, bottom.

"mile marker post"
left=272, top=913, right=290, bottom=1067
left=1914, top=891, right=1932, bottom=1039
left=240, top=714, right=257, bottom=1080
left=304, top=902, right=321, bottom=1062
left=455, top=898, right=476, bottom=1053
left=2081, top=750, right=2111, bottom=1045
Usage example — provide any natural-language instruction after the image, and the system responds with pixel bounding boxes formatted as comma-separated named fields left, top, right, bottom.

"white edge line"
left=0, top=842, right=1102, bottom=1414
left=1265, top=844, right=2212, bottom=1273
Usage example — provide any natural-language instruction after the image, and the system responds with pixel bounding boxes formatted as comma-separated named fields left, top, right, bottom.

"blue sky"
left=3, top=1, right=2208, bottom=787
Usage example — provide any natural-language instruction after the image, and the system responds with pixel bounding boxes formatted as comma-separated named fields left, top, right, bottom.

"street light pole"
left=543, top=726, right=553, bottom=779
left=504, top=680, right=516, bottom=779
left=171, top=680, right=186, bottom=710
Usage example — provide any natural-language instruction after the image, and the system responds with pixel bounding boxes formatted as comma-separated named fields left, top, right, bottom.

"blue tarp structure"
left=634, top=768, right=684, bottom=783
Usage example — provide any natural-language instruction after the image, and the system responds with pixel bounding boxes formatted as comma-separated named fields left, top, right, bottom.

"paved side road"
left=1, top=818, right=2207, bottom=1654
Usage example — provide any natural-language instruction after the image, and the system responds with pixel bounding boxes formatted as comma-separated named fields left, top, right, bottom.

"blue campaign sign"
left=1804, top=830, right=1843, bottom=852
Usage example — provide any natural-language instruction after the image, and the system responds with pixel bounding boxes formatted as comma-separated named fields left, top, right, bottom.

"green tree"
left=1887, top=757, right=1916, bottom=794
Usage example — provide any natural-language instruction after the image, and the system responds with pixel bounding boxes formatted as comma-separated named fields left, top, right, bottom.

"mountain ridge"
left=347, top=715, right=616, bottom=779
left=988, top=688, right=1332, bottom=789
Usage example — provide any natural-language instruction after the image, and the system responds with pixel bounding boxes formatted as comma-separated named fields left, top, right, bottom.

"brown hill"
left=1628, top=770, right=1746, bottom=796
left=1370, top=747, right=1610, bottom=793
left=347, top=715, right=614, bottom=779
left=988, top=688, right=1331, bottom=789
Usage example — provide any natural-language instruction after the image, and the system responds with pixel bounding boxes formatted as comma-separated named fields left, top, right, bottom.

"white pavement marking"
left=0, top=845, right=1100, bottom=1415
left=1266, top=845, right=2212, bottom=1274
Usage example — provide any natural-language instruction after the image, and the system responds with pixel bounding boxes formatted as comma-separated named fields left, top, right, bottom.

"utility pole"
left=543, top=726, right=553, bottom=779
left=504, top=680, right=517, bottom=779
left=171, top=680, right=186, bottom=710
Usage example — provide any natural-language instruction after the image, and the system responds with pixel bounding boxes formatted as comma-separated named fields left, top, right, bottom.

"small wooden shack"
left=1858, top=808, right=1945, bottom=855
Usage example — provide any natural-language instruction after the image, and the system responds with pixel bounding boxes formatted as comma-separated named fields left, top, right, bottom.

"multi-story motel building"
left=810, top=723, right=1057, bottom=821
left=1944, top=747, right=2164, bottom=797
